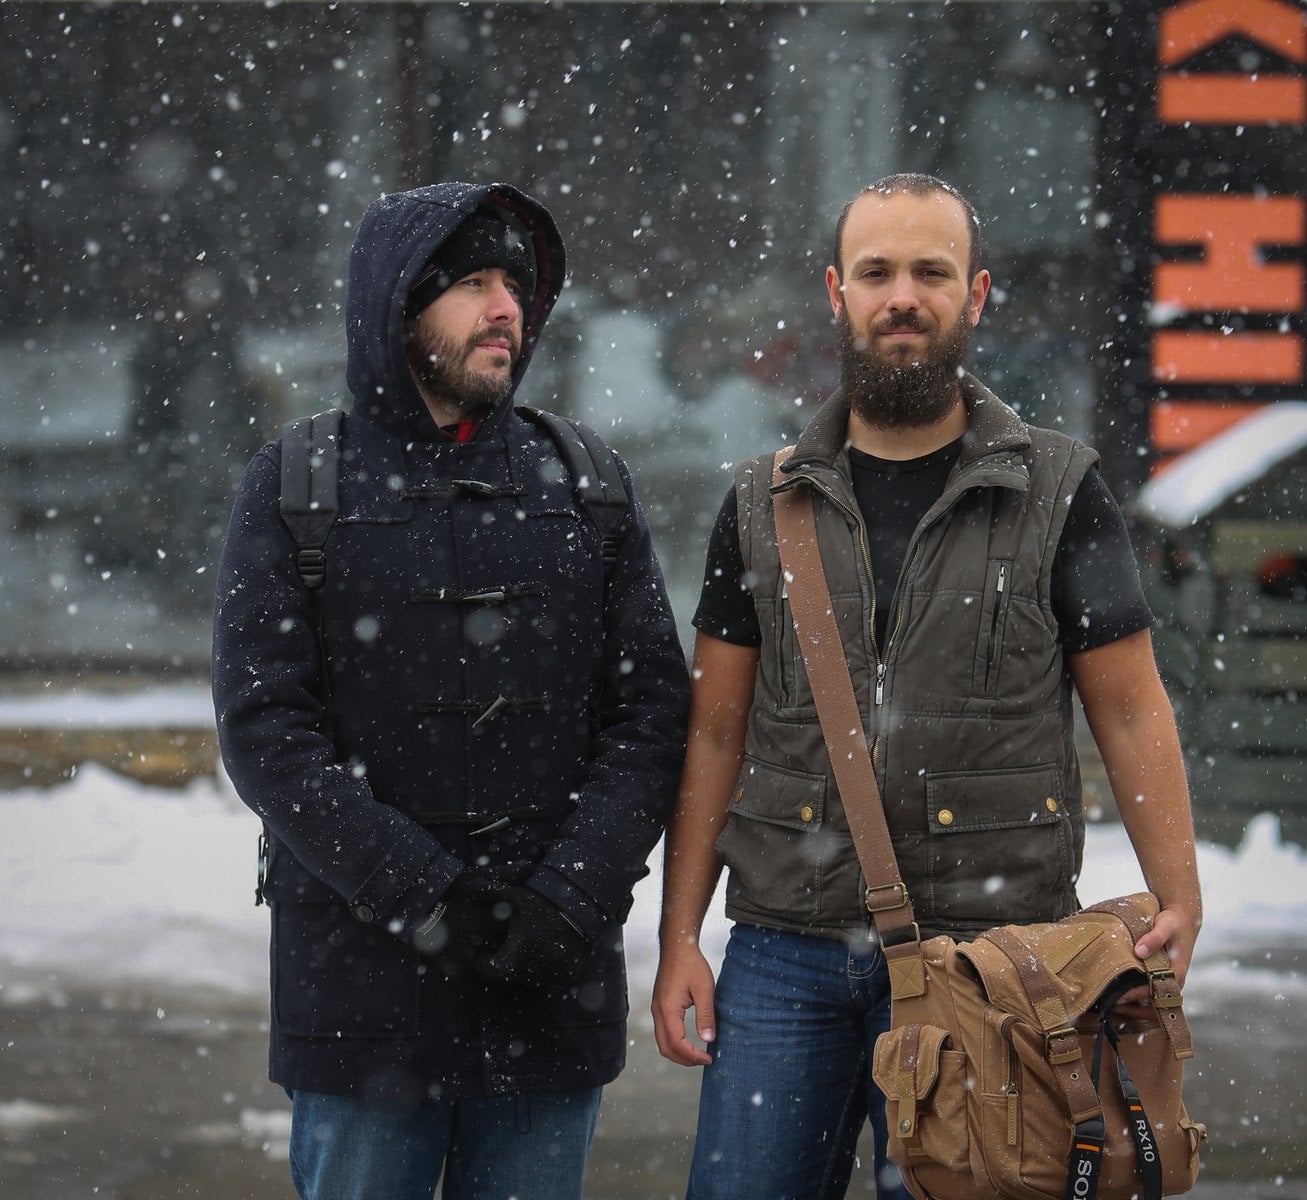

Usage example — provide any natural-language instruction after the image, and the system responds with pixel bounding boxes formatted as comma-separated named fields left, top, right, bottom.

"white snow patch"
left=0, top=764, right=263, bottom=995
left=0, top=758, right=1303, bottom=1013
left=0, top=685, right=214, bottom=729
left=239, top=1107, right=293, bottom=1159
left=0, top=1100, right=84, bottom=1133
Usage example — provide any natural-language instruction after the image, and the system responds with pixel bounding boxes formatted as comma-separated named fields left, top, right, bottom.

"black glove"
left=473, top=884, right=592, bottom=989
left=414, top=873, right=514, bottom=959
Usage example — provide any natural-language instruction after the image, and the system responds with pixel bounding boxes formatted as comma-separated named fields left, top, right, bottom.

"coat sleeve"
left=211, top=444, right=462, bottom=938
left=528, top=450, right=691, bottom=936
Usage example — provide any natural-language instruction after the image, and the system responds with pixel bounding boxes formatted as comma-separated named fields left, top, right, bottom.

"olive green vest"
left=717, top=376, right=1099, bottom=940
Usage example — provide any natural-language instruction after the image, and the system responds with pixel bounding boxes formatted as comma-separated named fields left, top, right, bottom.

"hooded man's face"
left=405, top=268, right=524, bottom=420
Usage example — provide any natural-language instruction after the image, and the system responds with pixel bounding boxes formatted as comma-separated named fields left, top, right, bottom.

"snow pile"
left=0, top=685, right=215, bottom=730
left=0, top=764, right=1303, bottom=1005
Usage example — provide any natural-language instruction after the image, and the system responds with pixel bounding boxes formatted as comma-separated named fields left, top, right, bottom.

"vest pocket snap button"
left=937, top=809, right=954, bottom=826
left=800, top=805, right=814, bottom=823
left=1045, top=797, right=1059, bottom=813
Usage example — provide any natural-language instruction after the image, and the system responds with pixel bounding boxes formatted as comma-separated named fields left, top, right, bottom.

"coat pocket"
left=271, top=900, right=420, bottom=1039
left=551, top=935, right=629, bottom=1029
left=716, top=756, right=830, bottom=923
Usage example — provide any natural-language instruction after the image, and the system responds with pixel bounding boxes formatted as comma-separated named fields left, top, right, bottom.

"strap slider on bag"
left=1149, top=968, right=1183, bottom=1008
left=865, top=882, right=910, bottom=915
left=297, top=548, right=327, bottom=589
left=1045, top=1026, right=1082, bottom=1066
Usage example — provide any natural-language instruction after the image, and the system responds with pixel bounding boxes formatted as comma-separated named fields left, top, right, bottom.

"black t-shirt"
left=692, top=439, right=1152, bottom=655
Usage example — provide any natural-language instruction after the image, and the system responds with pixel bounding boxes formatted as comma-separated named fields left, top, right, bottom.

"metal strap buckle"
left=864, top=882, right=909, bottom=914
left=1149, top=968, right=1183, bottom=1008
left=1045, top=1026, right=1082, bottom=1066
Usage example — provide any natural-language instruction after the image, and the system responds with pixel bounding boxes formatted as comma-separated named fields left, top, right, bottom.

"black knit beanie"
left=406, top=207, right=536, bottom=316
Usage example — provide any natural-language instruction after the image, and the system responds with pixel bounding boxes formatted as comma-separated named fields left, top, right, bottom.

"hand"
left=1114, top=902, right=1201, bottom=1019
left=416, top=873, right=515, bottom=959
left=652, top=942, right=716, bottom=1067
left=474, top=885, right=592, bottom=988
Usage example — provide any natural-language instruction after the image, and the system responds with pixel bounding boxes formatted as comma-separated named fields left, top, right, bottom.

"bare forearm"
left=1072, top=632, right=1202, bottom=992
left=1072, top=632, right=1202, bottom=919
left=1093, top=698, right=1201, bottom=919
left=658, top=736, right=740, bottom=949
left=658, top=634, right=757, bottom=950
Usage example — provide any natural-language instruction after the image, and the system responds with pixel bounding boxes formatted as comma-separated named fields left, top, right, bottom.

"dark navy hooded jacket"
left=211, top=182, right=690, bottom=1101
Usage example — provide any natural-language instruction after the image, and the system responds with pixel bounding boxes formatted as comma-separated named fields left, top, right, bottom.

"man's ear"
left=825, top=265, right=844, bottom=319
left=969, top=269, right=991, bottom=325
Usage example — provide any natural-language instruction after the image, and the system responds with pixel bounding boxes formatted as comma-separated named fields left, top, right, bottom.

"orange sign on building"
left=1139, top=0, right=1307, bottom=472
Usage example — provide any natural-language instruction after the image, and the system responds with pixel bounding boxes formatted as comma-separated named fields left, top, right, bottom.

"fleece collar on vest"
left=777, top=373, right=1033, bottom=499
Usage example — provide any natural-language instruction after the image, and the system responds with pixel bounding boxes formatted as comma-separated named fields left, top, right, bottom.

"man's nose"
left=484, top=276, right=522, bottom=324
left=885, top=272, right=921, bottom=311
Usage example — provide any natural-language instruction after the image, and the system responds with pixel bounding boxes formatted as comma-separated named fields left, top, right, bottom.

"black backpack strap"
left=279, top=408, right=343, bottom=589
left=277, top=407, right=343, bottom=754
left=518, top=406, right=629, bottom=583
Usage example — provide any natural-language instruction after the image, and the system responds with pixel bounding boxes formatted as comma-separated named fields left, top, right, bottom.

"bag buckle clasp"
left=1148, top=968, right=1183, bottom=1008
left=1045, top=1026, right=1082, bottom=1066
left=865, top=882, right=909, bottom=915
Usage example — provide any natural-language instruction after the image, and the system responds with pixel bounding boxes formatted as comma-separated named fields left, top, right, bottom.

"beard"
left=837, top=304, right=974, bottom=432
left=406, top=322, right=520, bottom=419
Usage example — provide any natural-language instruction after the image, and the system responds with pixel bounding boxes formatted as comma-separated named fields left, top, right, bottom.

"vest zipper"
left=787, top=471, right=962, bottom=768
left=984, top=563, right=1007, bottom=692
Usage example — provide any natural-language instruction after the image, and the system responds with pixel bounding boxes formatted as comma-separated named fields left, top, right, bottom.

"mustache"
left=469, top=328, right=521, bottom=356
left=874, top=313, right=927, bottom=334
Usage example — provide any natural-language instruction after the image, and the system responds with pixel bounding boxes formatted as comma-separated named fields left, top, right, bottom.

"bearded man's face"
left=406, top=319, right=520, bottom=420
left=836, top=300, right=975, bottom=432
left=825, top=188, right=988, bottom=431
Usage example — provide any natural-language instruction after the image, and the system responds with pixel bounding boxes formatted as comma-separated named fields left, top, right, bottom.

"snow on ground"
left=0, top=685, right=216, bottom=729
left=0, top=1099, right=84, bottom=1133
left=0, top=761, right=1304, bottom=1007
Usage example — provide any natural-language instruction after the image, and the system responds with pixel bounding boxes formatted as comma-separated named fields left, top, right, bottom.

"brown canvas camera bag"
left=869, top=894, right=1205, bottom=1199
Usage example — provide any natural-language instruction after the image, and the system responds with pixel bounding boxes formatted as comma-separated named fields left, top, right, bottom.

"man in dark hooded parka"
left=211, top=181, right=690, bottom=1200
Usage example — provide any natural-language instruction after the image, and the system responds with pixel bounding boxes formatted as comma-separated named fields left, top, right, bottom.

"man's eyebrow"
left=848, top=253, right=959, bottom=272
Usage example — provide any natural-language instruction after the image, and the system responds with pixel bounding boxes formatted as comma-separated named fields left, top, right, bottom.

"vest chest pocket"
left=772, top=586, right=863, bottom=717
left=972, top=558, right=1013, bottom=696
left=770, top=589, right=812, bottom=715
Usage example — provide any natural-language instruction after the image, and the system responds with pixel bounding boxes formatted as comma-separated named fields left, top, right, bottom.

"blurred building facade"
left=0, top=0, right=1301, bottom=677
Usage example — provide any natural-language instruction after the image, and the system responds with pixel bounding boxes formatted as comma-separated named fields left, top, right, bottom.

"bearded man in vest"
left=213, top=183, right=689, bottom=1200
left=651, top=174, right=1202, bottom=1200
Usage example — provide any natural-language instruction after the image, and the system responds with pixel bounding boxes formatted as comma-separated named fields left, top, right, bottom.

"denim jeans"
left=686, top=923, right=911, bottom=1200
left=287, top=1086, right=602, bottom=1200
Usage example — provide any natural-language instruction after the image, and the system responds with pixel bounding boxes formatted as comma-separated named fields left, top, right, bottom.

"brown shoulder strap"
left=769, top=451, right=921, bottom=962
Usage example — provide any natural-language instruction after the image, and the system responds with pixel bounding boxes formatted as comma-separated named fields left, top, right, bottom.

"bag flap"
left=958, top=903, right=1150, bottom=1026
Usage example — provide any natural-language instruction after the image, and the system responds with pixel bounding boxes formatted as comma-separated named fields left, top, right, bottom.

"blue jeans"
left=287, top=1086, right=602, bottom=1200
left=686, top=924, right=911, bottom=1200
